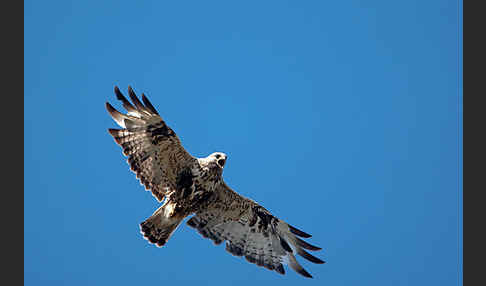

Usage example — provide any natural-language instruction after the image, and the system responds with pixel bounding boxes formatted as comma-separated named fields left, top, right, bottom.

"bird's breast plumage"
left=167, top=161, right=221, bottom=215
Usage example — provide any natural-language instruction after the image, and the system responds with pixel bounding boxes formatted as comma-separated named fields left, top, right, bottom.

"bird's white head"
left=208, top=152, right=228, bottom=169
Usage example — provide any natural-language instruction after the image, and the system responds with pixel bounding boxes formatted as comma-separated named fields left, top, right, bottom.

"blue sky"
left=25, top=1, right=462, bottom=285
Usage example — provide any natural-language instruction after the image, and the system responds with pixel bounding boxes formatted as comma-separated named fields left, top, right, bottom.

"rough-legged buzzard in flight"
left=106, top=86, right=325, bottom=278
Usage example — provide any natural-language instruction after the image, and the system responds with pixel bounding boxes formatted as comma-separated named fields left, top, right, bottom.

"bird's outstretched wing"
left=106, top=86, right=196, bottom=202
left=186, top=182, right=324, bottom=278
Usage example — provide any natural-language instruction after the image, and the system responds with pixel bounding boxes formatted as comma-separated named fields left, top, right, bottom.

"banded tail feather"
left=140, top=203, right=184, bottom=247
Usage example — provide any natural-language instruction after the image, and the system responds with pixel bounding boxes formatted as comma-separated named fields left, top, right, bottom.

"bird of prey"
left=105, top=86, right=325, bottom=278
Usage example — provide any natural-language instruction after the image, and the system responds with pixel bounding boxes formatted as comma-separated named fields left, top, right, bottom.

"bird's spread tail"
left=140, top=202, right=184, bottom=247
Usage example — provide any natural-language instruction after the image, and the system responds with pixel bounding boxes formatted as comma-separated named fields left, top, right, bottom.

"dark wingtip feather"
left=288, top=224, right=312, bottom=238
left=299, top=268, right=313, bottom=278
left=114, top=86, right=136, bottom=112
left=288, top=253, right=314, bottom=278
left=127, top=86, right=134, bottom=96
left=279, top=236, right=293, bottom=252
left=114, top=86, right=123, bottom=100
left=105, top=102, right=117, bottom=114
left=127, top=85, right=147, bottom=111
left=127, top=86, right=139, bottom=101
left=295, top=236, right=322, bottom=251
left=106, top=103, right=128, bottom=127
left=297, top=248, right=325, bottom=264
left=141, top=93, right=159, bottom=115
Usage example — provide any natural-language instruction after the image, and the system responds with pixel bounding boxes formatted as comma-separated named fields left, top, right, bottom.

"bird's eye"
left=217, top=159, right=225, bottom=167
left=215, top=154, right=221, bottom=159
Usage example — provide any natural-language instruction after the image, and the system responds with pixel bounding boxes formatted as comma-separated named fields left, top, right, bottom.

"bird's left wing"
left=106, top=86, right=197, bottom=202
left=186, top=182, right=324, bottom=278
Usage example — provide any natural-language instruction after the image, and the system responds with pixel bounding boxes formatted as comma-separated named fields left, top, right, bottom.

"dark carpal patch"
left=252, top=206, right=277, bottom=231
left=249, top=213, right=258, bottom=227
left=176, top=168, right=194, bottom=198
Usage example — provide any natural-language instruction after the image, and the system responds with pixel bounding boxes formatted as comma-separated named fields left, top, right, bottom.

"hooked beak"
left=217, top=158, right=226, bottom=167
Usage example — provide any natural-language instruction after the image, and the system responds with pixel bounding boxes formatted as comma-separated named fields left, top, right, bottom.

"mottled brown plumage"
left=106, top=86, right=325, bottom=278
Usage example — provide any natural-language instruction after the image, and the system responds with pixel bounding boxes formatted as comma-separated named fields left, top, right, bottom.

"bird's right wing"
left=186, top=182, right=324, bottom=278
left=106, top=86, right=197, bottom=202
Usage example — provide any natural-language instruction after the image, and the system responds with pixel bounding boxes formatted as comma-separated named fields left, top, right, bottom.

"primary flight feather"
left=106, top=86, right=325, bottom=278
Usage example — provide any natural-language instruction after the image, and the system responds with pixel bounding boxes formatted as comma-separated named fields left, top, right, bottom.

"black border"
left=3, top=0, right=24, bottom=284
left=464, top=0, right=483, bottom=284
